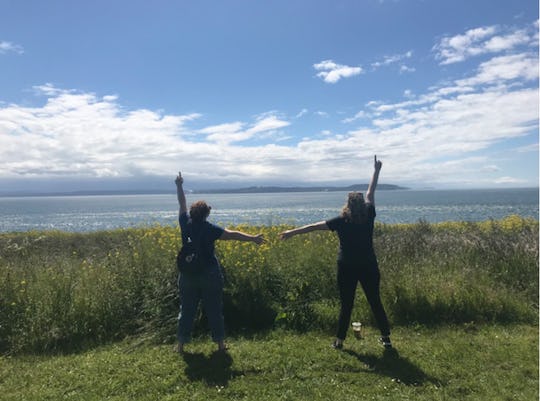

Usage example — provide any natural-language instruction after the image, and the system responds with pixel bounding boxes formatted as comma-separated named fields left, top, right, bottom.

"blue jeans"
left=177, top=268, right=225, bottom=344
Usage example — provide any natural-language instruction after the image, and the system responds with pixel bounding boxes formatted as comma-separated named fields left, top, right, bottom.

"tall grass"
left=0, top=215, right=537, bottom=354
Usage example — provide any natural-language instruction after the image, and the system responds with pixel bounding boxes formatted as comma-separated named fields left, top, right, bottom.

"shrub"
left=0, top=216, right=537, bottom=354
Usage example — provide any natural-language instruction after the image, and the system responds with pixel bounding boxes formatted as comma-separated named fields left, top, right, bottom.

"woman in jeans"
left=280, top=156, right=391, bottom=349
left=175, top=172, right=264, bottom=353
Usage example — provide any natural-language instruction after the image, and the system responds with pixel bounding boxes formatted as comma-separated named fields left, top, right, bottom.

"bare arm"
left=366, top=155, right=382, bottom=205
left=279, top=221, right=329, bottom=240
left=175, top=172, right=187, bottom=215
left=220, top=229, right=265, bottom=244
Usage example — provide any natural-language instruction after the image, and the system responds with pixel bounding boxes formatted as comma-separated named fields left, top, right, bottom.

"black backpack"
left=176, top=222, right=206, bottom=274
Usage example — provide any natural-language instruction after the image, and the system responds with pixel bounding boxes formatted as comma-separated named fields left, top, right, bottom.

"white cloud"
left=482, top=165, right=501, bottom=172
left=334, top=28, right=538, bottom=185
left=494, top=176, right=528, bottom=184
left=33, top=83, right=65, bottom=96
left=313, top=59, right=363, bottom=83
left=0, top=40, right=24, bottom=55
left=456, top=54, right=539, bottom=86
left=399, top=65, right=415, bottom=74
left=342, top=110, right=369, bottom=124
left=1, top=76, right=536, bottom=187
left=0, top=87, right=203, bottom=178
left=433, top=26, right=497, bottom=64
left=1, top=20, right=538, bottom=188
left=403, top=89, right=414, bottom=98
left=199, top=115, right=290, bottom=145
left=372, top=51, right=413, bottom=69
left=359, top=49, right=537, bottom=118
left=433, top=22, right=536, bottom=64
left=250, top=115, right=290, bottom=134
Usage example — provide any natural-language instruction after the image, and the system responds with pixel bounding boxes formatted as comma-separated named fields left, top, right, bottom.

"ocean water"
left=0, top=188, right=537, bottom=233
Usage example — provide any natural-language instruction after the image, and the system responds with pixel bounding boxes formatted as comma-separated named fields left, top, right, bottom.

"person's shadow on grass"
left=182, top=350, right=241, bottom=387
left=343, top=348, right=440, bottom=386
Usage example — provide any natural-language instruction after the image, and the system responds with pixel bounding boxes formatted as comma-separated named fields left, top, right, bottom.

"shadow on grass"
left=343, top=348, right=441, bottom=386
left=182, top=350, right=245, bottom=387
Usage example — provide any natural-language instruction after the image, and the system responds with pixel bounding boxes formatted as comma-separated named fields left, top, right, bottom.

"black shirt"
left=179, top=212, right=224, bottom=270
left=325, top=203, right=377, bottom=265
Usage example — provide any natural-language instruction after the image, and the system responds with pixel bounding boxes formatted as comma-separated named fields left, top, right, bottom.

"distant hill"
left=0, top=184, right=407, bottom=197
left=193, top=184, right=407, bottom=194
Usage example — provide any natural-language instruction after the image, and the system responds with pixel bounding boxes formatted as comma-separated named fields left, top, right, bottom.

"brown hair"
left=189, top=200, right=211, bottom=223
left=340, top=192, right=367, bottom=223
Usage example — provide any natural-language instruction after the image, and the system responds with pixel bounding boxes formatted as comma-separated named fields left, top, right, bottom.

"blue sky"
left=0, top=0, right=538, bottom=192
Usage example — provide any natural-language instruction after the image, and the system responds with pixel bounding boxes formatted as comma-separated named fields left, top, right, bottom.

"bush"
left=0, top=216, right=537, bottom=354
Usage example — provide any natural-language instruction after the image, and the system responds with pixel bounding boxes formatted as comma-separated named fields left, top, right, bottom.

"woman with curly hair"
left=175, top=172, right=264, bottom=354
left=280, top=156, right=391, bottom=349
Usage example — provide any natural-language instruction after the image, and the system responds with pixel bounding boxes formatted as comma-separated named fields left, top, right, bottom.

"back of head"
left=341, top=192, right=367, bottom=223
left=189, top=200, right=211, bottom=223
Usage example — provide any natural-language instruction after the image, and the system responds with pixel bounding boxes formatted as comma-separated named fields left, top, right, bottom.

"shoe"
left=332, top=339, right=343, bottom=350
left=379, top=336, right=392, bottom=349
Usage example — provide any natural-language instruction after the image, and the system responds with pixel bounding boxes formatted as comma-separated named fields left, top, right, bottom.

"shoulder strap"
left=187, top=221, right=206, bottom=251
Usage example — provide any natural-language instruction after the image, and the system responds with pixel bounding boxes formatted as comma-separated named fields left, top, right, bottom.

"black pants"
left=336, top=261, right=390, bottom=340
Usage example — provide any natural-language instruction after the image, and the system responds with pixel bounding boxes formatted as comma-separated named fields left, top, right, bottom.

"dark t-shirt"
left=325, top=203, right=377, bottom=265
left=179, top=212, right=224, bottom=270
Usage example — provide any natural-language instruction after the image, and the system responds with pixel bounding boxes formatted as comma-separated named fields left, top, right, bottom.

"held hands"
left=175, top=172, right=184, bottom=187
left=252, top=234, right=265, bottom=245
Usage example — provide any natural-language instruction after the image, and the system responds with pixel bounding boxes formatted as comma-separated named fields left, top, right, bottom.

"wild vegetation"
left=0, top=215, right=537, bottom=354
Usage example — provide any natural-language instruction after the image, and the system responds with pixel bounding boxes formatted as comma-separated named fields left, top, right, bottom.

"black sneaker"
left=331, top=339, right=343, bottom=350
left=379, top=336, right=392, bottom=349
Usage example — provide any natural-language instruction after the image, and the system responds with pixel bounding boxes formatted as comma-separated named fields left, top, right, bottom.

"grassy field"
left=1, top=325, right=537, bottom=401
left=0, top=216, right=538, bottom=399
left=1, top=216, right=537, bottom=354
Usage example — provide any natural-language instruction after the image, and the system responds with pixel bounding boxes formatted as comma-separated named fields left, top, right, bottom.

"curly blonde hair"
left=189, top=200, right=211, bottom=223
left=341, top=192, right=367, bottom=223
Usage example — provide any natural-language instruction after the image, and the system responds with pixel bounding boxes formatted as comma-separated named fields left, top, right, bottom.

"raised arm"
left=279, top=221, right=329, bottom=240
left=220, top=229, right=265, bottom=245
left=366, top=155, right=382, bottom=205
left=175, top=172, right=187, bottom=215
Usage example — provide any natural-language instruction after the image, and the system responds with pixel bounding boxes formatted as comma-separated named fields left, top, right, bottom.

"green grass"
left=1, top=217, right=537, bottom=399
left=0, top=216, right=538, bottom=353
left=1, top=325, right=537, bottom=401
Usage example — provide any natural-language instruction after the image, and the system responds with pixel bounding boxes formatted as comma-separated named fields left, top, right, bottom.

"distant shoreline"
left=1, top=186, right=538, bottom=198
left=191, top=183, right=407, bottom=194
left=0, top=183, right=408, bottom=197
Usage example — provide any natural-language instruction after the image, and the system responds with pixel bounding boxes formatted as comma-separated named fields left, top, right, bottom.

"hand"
left=374, top=155, right=382, bottom=171
left=253, top=234, right=265, bottom=245
left=175, top=172, right=184, bottom=186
